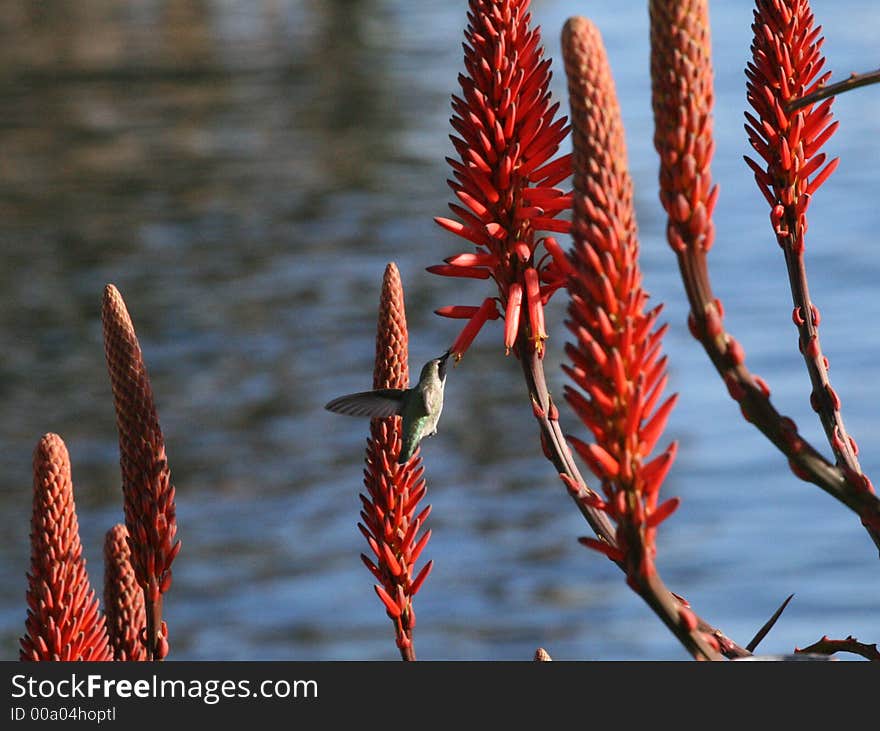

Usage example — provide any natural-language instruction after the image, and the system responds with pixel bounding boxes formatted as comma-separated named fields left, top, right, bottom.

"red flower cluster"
left=562, top=17, right=679, bottom=581
left=102, top=284, right=179, bottom=660
left=21, top=435, right=112, bottom=661
left=650, top=0, right=719, bottom=257
left=360, top=263, right=432, bottom=660
left=745, top=0, right=838, bottom=241
left=746, top=0, right=869, bottom=487
left=103, top=524, right=147, bottom=661
left=21, top=286, right=181, bottom=662
left=431, top=0, right=573, bottom=359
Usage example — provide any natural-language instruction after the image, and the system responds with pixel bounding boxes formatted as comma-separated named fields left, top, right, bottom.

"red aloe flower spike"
left=649, top=0, right=880, bottom=551
left=432, top=0, right=573, bottom=359
left=360, top=263, right=432, bottom=660
left=746, top=0, right=865, bottom=483
left=20, top=434, right=112, bottom=661
left=103, top=524, right=147, bottom=661
left=563, top=15, right=722, bottom=661
left=102, top=284, right=179, bottom=660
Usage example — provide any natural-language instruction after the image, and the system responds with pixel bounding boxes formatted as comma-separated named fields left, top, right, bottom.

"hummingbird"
left=325, top=350, right=451, bottom=464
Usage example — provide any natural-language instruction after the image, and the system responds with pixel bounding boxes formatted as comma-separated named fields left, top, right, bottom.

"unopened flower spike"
left=21, top=434, right=112, bottom=662
left=326, top=263, right=434, bottom=659
left=102, top=284, right=179, bottom=661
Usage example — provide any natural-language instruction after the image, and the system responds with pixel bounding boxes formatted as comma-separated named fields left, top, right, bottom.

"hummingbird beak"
left=438, top=349, right=451, bottom=379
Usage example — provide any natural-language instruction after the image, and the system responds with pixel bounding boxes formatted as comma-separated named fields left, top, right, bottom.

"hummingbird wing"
left=324, top=388, right=407, bottom=418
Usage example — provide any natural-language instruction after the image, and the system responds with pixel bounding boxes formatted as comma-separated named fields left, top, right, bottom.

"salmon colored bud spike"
left=21, top=434, right=112, bottom=662
left=103, top=524, right=147, bottom=661
left=102, top=285, right=178, bottom=661
left=651, top=0, right=716, bottom=256
left=361, top=264, right=430, bottom=660
left=562, top=13, right=680, bottom=597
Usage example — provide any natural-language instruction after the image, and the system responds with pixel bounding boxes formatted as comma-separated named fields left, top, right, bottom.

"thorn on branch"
left=746, top=593, right=795, bottom=652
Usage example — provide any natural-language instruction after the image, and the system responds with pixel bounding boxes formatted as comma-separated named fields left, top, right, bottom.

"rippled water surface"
left=1, top=1, right=878, bottom=660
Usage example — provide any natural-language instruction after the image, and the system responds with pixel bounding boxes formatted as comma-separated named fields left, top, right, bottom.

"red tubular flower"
left=445, top=297, right=500, bottom=359
left=745, top=0, right=864, bottom=478
left=562, top=16, right=678, bottom=580
left=432, top=0, right=573, bottom=360
left=524, top=267, right=547, bottom=353
left=103, top=524, right=147, bottom=661
left=504, top=282, right=523, bottom=352
left=361, top=263, right=432, bottom=660
left=102, top=284, right=179, bottom=660
left=20, top=434, right=112, bottom=661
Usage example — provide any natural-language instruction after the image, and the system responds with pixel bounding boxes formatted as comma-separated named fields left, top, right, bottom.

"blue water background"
left=0, top=0, right=878, bottom=660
